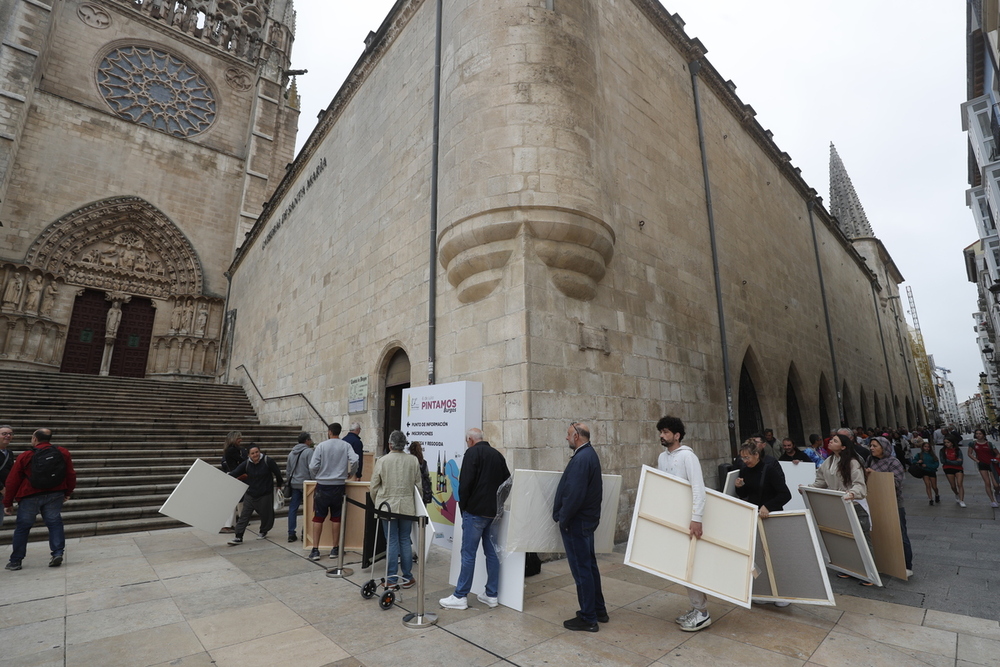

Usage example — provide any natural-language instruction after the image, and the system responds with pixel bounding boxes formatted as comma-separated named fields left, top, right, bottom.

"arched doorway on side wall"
left=905, top=397, right=914, bottom=429
left=842, top=381, right=854, bottom=428
left=382, top=348, right=411, bottom=454
left=108, top=297, right=155, bottom=377
left=738, top=362, right=764, bottom=442
left=819, top=374, right=833, bottom=437
left=786, top=371, right=805, bottom=447
left=860, top=386, right=869, bottom=429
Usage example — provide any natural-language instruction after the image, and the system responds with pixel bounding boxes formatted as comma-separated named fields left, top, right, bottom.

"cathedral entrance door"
left=108, top=297, right=155, bottom=378
left=60, top=289, right=110, bottom=375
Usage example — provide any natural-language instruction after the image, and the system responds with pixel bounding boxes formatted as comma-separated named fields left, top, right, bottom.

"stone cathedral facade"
left=225, top=0, right=923, bottom=515
left=0, top=0, right=298, bottom=379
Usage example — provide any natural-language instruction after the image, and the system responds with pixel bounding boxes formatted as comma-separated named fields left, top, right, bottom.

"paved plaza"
left=3, top=464, right=999, bottom=667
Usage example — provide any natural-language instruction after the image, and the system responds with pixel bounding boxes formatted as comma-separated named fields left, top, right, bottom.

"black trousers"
left=235, top=491, right=274, bottom=537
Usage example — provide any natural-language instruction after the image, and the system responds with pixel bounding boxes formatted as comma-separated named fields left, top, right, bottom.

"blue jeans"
left=383, top=518, right=413, bottom=582
left=10, top=491, right=66, bottom=563
left=560, top=518, right=606, bottom=624
left=455, top=511, right=499, bottom=599
left=287, top=488, right=303, bottom=536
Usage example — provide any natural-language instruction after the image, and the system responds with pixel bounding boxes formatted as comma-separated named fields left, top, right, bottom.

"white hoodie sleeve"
left=685, top=451, right=706, bottom=522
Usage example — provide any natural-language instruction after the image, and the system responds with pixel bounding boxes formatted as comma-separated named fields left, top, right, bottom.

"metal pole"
left=403, top=515, right=438, bottom=627
left=325, top=494, right=353, bottom=578
left=427, top=0, right=443, bottom=386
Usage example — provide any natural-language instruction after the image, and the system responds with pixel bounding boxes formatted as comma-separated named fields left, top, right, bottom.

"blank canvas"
left=800, top=486, right=882, bottom=586
left=506, top=469, right=622, bottom=553
left=779, top=461, right=815, bottom=511
left=752, top=511, right=833, bottom=605
left=625, top=465, right=758, bottom=608
left=448, top=504, right=525, bottom=611
left=159, top=459, right=248, bottom=534
left=867, top=471, right=907, bottom=580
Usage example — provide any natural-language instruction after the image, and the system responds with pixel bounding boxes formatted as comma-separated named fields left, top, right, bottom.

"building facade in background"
left=225, top=0, right=923, bottom=530
left=963, top=0, right=1000, bottom=417
left=0, top=0, right=298, bottom=379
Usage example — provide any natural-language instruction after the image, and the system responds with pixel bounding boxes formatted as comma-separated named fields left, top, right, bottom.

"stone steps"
left=0, top=369, right=302, bottom=546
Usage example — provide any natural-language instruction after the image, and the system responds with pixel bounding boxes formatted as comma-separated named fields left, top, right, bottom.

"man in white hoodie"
left=655, top=415, right=710, bottom=632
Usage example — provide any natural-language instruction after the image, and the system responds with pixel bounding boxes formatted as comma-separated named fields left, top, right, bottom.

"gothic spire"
left=829, top=142, right=874, bottom=239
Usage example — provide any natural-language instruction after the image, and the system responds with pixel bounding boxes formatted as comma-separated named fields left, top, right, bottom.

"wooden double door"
left=61, top=289, right=155, bottom=377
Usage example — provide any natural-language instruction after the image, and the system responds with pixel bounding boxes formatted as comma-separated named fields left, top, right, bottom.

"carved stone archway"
left=24, top=196, right=203, bottom=299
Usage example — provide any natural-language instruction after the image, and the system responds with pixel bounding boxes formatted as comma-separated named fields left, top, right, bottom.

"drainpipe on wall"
left=806, top=199, right=844, bottom=426
left=427, top=0, right=443, bottom=386
left=689, top=60, right=738, bottom=462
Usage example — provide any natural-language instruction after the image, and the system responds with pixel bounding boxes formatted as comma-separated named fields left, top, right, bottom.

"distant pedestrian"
left=968, top=429, right=1000, bottom=508
left=912, top=441, right=940, bottom=505
left=3, top=428, right=76, bottom=570
left=0, top=425, right=14, bottom=495
left=343, top=423, right=365, bottom=481
left=285, top=432, right=314, bottom=542
left=227, top=445, right=283, bottom=544
left=940, top=434, right=966, bottom=508
left=553, top=421, right=607, bottom=632
left=867, top=437, right=913, bottom=576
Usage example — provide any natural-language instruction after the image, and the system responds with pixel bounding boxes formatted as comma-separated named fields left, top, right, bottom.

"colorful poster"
left=402, top=381, right=482, bottom=547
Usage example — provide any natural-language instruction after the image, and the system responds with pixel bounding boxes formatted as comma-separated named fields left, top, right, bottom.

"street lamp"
left=984, top=345, right=995, bottom=362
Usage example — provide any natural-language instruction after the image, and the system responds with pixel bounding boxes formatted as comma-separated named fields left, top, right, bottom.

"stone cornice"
left=230, top=0, right=423, bottom=273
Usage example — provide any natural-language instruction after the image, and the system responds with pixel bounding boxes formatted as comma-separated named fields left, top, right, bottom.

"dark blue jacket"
left=343, top=432, right=364, bottom=477
left=553, top=443, right=602, bottom=527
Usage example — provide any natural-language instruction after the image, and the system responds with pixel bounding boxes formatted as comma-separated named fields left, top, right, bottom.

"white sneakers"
left=773, top=601, right=791, bottom=608
left=439, top=594, right=468, bottom=610
left=905, top=569, right=914, bottom=577
left=678, top=610, right=711, bottom=632
left=439, top=593, right=497, bottom=609
left=959, top=501, right=967, bottom=508
left=477, top=593, right=499, bottom=608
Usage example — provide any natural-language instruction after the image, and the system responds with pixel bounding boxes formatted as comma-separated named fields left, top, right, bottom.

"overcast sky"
left=287, top=0, right=980, bottom=402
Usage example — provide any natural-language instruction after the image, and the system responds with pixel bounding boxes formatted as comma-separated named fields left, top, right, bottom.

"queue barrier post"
left=402, top=514, right=438, bottom=628
left=325, top=493, right=353, bottom=578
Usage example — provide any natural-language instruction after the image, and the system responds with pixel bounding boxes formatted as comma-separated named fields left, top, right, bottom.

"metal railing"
left=233, top=364, right=327, bottom=426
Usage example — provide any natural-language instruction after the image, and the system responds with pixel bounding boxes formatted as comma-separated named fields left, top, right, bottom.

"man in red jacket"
left=3, top=428, right=76, bottom=570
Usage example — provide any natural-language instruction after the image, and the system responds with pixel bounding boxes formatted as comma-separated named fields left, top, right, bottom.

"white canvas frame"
left=624, top=465, right=758, bottom=609
left=799, top=486, right=882, bottom=586
left=752, top=510, right=834, bottom=606
left=505, top=469, right=621, bottom=553
left=159, top=459, right=248, bottom=533
left=779, top=461, right=815, bottom=511
left=448, top=505, right=525, bottom=611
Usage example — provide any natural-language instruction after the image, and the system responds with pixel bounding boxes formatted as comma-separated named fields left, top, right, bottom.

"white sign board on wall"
left=402, top=381, right=482, bottom=547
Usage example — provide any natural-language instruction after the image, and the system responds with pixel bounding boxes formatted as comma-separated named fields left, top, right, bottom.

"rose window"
left=97, top=46, right=216, bottom=138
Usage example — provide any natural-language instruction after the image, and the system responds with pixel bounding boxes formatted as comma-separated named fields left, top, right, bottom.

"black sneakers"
left=49, top=555, right=63, bottom=567
left=5, top=561, right=21, bottom=571
left=228, top=536, right=243, bottom=546
left=563, top=616, right=599, bottom=632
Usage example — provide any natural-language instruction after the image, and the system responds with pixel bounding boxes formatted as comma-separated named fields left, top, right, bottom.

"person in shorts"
left=307, top=423, right=358, bottom=560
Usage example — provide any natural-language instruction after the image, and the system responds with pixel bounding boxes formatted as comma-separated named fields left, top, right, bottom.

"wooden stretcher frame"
left=302, top=480, right=368, bottom=551
left=505, top=469, right=622, bottom=553
left=866, top=471, right=908, bottom=580
left=624, top=465, right=758, bottom=609
left=799, top=486, right=882, bottom=587
left=752, top=510, right=834, bottom=605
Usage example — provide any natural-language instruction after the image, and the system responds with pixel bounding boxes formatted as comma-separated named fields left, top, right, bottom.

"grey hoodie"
left=308, top=437, right=358, bottom=485
left=286, top=442, right=313, bottom=489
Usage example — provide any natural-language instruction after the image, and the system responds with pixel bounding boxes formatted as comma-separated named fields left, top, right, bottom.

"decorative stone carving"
left=225, top=67, right=254, bottom=92
left=105, top=302, right=123, bottom=338
left=2, top=274, right=23, bottom=311
left=195, top=306, right=208, bottom=337
left=39, top=283, right=58, bottom=319
left=78, top=3, right=112, bottom=29
left=25, top=197, right=204, bottom=298
left=23, top=275, right=43, bottom=314
left=438, top=207, right=616, bottom=303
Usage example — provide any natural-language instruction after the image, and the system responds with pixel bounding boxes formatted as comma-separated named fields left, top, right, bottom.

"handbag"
left=907, top=462, right=924, bottom=479
left=283, top=449, right=304, bottom=499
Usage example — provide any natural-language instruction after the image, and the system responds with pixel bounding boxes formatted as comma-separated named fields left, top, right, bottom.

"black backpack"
left=29, top=446, right=67, bottom=489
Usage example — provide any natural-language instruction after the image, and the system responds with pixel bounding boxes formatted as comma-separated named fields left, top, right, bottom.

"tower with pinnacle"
left=829, top=143, right=875, bottom=239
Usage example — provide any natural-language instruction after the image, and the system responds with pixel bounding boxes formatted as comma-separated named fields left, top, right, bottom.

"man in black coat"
left=553, top=421, right=607, bottom=632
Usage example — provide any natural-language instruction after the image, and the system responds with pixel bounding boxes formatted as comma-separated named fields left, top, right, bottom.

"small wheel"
left=379, top=590, right=395, bottom=609
left=361, top=580, right=377, bottom=599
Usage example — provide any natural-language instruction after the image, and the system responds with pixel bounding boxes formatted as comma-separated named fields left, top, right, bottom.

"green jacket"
left=369, top=450, right=421, bottom=517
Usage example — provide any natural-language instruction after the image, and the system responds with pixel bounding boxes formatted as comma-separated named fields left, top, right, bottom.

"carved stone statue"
left=24, top=275, right=43, bottom=313
left=2, top=274, right=24, bottom=309
left=195, top=306, right=208, bottom=337
left=106, top=302, right=122, bottom=338
left=170, top=300, right=184, bottom=332
left=39, top=282, right=58, bottom=318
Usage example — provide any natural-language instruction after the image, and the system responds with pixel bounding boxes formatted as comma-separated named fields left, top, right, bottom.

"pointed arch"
left=818, top=373, right=833, bottom=437
left=785, top=363, right=805, bottom=447
left=893, top=395, right=901, bottom=428
left=859, top=386, right=869, bottom=429
left=25, top=196, right=204, bottom=298
left=737, top=347, right=765, bottom=442
left=842, top=381, right=854, bottom=428
left=905, top=396, right=914, bottom=429
left=874, top=391, right=884, bottom=428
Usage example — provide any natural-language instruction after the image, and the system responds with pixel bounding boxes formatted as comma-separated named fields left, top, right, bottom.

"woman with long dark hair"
left=940, top=434, right=966, bottom=507
left=219, top=431, right=246, bottom=533
left=806, top=432, right=873, bottom=584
